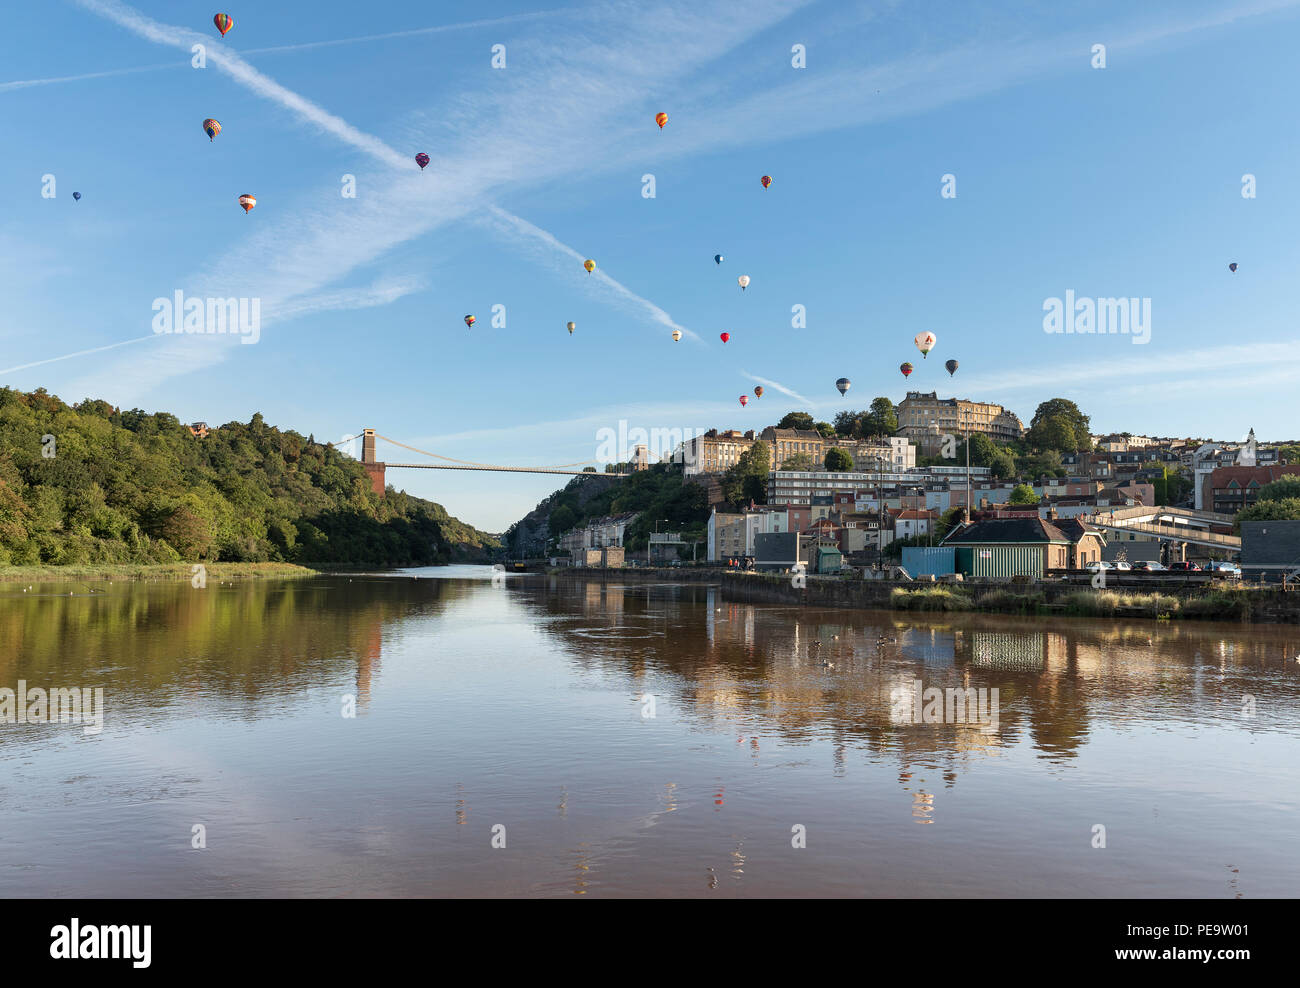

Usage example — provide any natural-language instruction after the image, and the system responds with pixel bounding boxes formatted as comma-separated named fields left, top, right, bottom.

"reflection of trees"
left=0, top=577, right=466, bottom=740
left=523, top=579, right=1300, bottom=770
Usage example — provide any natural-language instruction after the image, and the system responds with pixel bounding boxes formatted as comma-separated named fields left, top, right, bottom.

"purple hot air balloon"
left=415, top=152, right=430, bottom=170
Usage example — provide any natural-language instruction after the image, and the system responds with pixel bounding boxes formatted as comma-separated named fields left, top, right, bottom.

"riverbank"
left=0, top=562, right=318, bottom=584
left=549, top=566, right=1300, bottom=624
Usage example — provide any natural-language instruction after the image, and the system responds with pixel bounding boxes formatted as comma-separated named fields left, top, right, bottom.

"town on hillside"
left=533, top=393, right=1300, bottom=581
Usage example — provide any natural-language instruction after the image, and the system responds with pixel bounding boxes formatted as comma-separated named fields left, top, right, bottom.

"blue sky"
left=3, top=0, right=1299, bottom=531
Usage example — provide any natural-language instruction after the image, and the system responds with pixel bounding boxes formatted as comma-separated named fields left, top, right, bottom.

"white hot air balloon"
left=671, top=330, right=682, bottom=342
left=914, top=331, right=936, bottom=358
left=737, top=275, right=750, bottom=291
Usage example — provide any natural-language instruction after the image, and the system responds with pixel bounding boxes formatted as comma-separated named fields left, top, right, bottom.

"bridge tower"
left=361, top=428, right=386, bottom=496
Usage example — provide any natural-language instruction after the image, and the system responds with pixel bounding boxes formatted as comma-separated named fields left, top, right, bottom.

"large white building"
left=767, top=465, right=992, bottom=507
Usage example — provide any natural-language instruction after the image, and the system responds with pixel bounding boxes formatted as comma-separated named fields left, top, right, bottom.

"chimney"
left=1046, top=505, right=1059, bottom=521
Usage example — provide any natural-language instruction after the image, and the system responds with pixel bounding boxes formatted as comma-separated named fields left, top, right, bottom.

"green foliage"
left=1008, top=483, right=1040, bottom=505
left=861, top=397, right=898, bottom=438
left=1026, top=398, right=1090, bottom=453
left=1237, top=497, right=1300, bottom=525
left=1257, top=476, right=1300, bottom=503
left=814, top=421, right=836, bottom=439
left=775, top=412, right=815, bottom=431
left=824, top=448, right=854, bottom=472
left=722, top=440, right=771, bottom=510
left=0, top=387, right=497, bottom=567
left=781, top=452, right=815, bottom=471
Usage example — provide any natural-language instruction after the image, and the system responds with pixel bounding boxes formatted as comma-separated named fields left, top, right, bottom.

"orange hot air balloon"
left=753, top=386, right=763, bottom=398
left=739, top=395, right=749, bottom=407
left=655, top=112, right=668, bottom=130
left=202, top=118, right=221, bottom=141
left=583, top=259, right=596, bottom=273
left=464, top=315, right=476, bottom=328
left=238, top=194, right=256, bottom=214
left=213, top=13, right=233, bottom=36
left=760, top=175, right=772, bottom=189
left=719, top=332, right=730, bottom=343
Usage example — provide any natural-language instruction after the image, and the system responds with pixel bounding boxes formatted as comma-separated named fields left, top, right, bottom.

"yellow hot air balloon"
left=655, top=112, right=668, bottom=130
left=584, top=259, right=596, bottom=273
left=671, top=330, right=682, bottom=342
left=566, top=321, right=576, bottom=335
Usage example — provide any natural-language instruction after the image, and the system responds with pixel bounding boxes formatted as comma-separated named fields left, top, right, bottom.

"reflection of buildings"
left=355, top=622, right=382, bottom=707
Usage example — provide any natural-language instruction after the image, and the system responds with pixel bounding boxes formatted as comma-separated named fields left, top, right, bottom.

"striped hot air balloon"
left=464, top=315, right=476, bottom=328
left=238, top=194, right=256, bottom=214
left=671, top=330, right=682, bottom=342
left=203, top=118, right=221, bottom=141
left=760, top=175, right=772, bottom=189
left=655, top=112, right=668, bottom=130
left=415, top=152, right=430, bottom=170
left=739, top=395, right=749, bottom=407
left=836, top=377, right=851, bottom=396
left=900, top=362, right=913, bottom=378
left=213, top=13, right=233, bottom=36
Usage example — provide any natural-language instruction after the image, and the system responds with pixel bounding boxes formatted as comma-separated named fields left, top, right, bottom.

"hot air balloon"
left=754, top=386, right=764, bottom=399
left=238, top=194, right=256, bottom=214
left=714, top=254, right=723, bottom=265
left=900, top=362, right=913, bottom=378
left=72, top=192, right=81, bottom=201
left=566, top=321, right=575, bottom=335
left=760, top=175, right=772, bottom=189
left=203, top=118, right=221, bottom=141
left=671, top=330, right=682, bottom=342
left=464, top=315, right=475, bottom=328
left=719, top=332, right=730, bottom=343
left=914, top=331, right=936, bottom=358
left=415, top=152, right=430, bottom=170
left=655, top=112, right=668, bottom=130
left=584, top=259, right=596, bottom=273
left=945, top=359, right=958, bottom=377
left=1229, top=262, right=1238, bottom=272
left=739, top=395, right=749, bottom=407
left=737, top=275, right=750, bottom=291
left=836, top=377, right=850, bottom=396
left=213, top=13, right=233, bottom=36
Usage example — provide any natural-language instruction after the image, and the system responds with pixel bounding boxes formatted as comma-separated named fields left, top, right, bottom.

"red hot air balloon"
left=213, top=13, right=233, bottom=36
left=415, top=152, right=430, bottom=170
left=739, top=395, right=749, bottom=407
left=719, top=332, right=730, bottom=343
left=900, top=362, right=913, bottom=378
left=760, top=175, right=772, bottom=189
left=655, top=112, right=668, bottom=130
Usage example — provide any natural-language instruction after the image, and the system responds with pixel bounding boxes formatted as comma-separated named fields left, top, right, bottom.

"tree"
left=1237, top=498, right=1300, bottom=526
left=824, top=448, right=854, bottom=471
left=775, top=412, right=815, bottom=431
left=1277, top=444, right=1300, bottom=465
left=549, top=504, right=577, bottom=535
left=814, top=421, right=836, bottom=439
left=988, top=449, right=1017, bottom=480
left=1023, top=449, right=1065, bottom=479
left=722, top=441, right=770, bottom=509
left=1258, top=476, right=1300, bottom=503
left=1027, top=399, right=1090, bottom=452
left=780, top=452, right=814, bottom=471
left=860, top=397, right=898, bottom=438
left=833, top=410, right=862, bottom=437
left=1008, top=483, right=1040, bottom=505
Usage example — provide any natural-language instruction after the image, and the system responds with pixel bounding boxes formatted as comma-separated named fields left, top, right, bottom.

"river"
left=2, top=566, right=1297, bottom=897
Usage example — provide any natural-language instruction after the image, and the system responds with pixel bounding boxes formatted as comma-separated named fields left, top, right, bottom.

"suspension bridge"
left=334, top=430, right=630, bottom=494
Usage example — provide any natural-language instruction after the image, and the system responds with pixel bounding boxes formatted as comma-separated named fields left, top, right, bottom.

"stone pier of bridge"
left=361, top=428, right=386, bottom=496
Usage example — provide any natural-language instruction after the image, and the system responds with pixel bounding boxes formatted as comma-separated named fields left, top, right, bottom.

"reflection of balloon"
left=671, top=330, right=682, bottom=342
left=584, top=259, right=596, bottom=273
left=760, top=175, right=772, bottom=188
left=464, top=315, right=475, bottom=328
left=655, top=112, right=668, bottom=129
left=719, top=332, right=730, bottom=343
left=1228, top=262, right=1238, bottom=272
left=914, top=331, right=936, bottom=358
left=566, top=321, right=575, bottom=334
left=900, top=362, right=913, bottom=378
left=415, top=152, right=430, bottom=170
left=203, top=118, right=221, bottom=141
left=72, top=192, right=81, bottom=201
left=238, top=194, right=256, bottom=213
left=754, top=386, right=764, bottom=398
left=714, top=254, right=723, bottom=265
left=739, top=395, right=749, bottom=407
left=213, top=13, right=233, bottom=36
left=945, top=359, right=958, bottom=377
left=737, top=275, right=750, bottom=291
left=836, top=377, right=850, bottom=396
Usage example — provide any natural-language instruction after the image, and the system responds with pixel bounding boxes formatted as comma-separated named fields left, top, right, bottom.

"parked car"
left=1132, top=561, right=1166, bottom=571
left=1113, top=561, right=1132, bottom=571
left=1089, top=561, right=1114, bottom=571
left=1168, top=561, right=1201, bottom=571
left=1205, top=561, right=1242, bottom=578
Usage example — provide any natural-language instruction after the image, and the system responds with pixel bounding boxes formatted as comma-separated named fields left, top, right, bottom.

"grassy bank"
left=890, top=584, right=1255, bottom=621
left=0, top=562, right=317, bottom=584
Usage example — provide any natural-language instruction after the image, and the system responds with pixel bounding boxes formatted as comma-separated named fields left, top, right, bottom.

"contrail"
left=741, top=371, right=814, bottom=408
left=3, top=10, right=563, bottom=92
left=0, top=334, right=157, bottom=375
